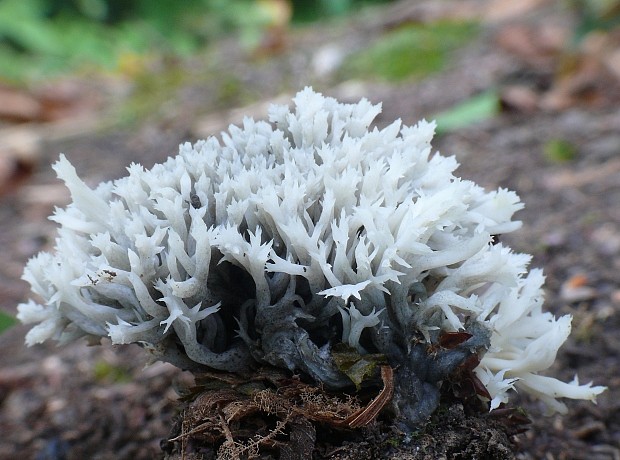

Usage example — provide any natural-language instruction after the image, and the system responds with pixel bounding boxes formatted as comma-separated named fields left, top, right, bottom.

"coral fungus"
left=18, top=88, right=605, bottom=426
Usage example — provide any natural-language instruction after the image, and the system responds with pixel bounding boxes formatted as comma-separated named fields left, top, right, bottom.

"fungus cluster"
left=18, top=88, right=605, bottom=425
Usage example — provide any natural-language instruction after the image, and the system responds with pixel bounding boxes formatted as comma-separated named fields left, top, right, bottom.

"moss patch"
left=341, top=21, right=478, bottom=82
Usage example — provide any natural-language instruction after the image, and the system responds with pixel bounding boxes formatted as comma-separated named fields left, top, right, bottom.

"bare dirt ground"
left=1, top=1, right=618, bottom=458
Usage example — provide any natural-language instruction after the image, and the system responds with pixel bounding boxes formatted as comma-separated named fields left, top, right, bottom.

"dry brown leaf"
left=164, top=366, right=395, bottom=458
left=543, top=158, right=620, bottom=190
left=0, top=127, right=39, bottom=198
left=0, top=86, right=42, bottom=122
left=495, top=23, right=567, bottom=69
left=345, top=365, right=394, bottom=429
left=483, top=0, right=551, bottom=22
left=560, top=273, right=597, bottom=303
left=500, top=85, right=540, bottom=113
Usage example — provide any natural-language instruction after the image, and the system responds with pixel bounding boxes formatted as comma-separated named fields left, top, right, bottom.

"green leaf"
left=0, top=311, right=18, bottom=335
left=433, top=90, right=500, bottom=134
left=0, top=0, right=62, bottom=55
left=332, top=344, right=387, bottom=390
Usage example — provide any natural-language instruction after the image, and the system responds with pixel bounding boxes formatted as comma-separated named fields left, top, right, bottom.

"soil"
left=1, top=1, right=619, bottom=458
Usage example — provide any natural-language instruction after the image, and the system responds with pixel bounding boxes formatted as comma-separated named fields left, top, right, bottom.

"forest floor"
left=0, top=0, right=619, bottom=458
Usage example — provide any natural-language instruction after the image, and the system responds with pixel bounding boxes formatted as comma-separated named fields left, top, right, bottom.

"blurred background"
left=1, top=0, right=619, bottom=130
left=0, top=0, right=398, bottom=80
left=1, top=0, right=618, bottom=116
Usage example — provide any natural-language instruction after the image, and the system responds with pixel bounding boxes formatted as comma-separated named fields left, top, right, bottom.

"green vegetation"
left=0, top=0, right=396, bottom=82
left=0, top=310, right=18, bottom=334
left=432, top=90, right=500, bottom=134
left=292, top=0, right=391, bottom=22
left=93, top=359, right=132, bottom=383
left=569, top=0, right=620, bottom=43
left=543, top=138, right=577, bottom=163
left=0, top=0, right=273, bottom=81
left=332, top=344, right=388, bottom=390
left=340, top=21, right=479, bottom=82
left=117, top=54, right=259, bottom=124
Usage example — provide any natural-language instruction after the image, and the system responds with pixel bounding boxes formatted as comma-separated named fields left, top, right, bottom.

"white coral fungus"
left=18, top=88, right=604, bottom=421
